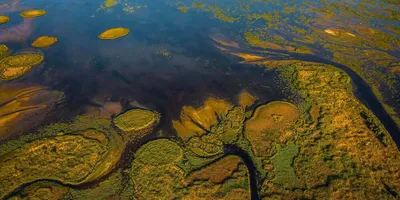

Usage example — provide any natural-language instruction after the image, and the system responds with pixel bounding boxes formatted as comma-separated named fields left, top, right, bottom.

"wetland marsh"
left=0, top=0, right=399, bottom=199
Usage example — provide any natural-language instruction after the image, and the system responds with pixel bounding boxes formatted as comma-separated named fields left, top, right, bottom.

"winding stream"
left=224, top=144, right=261, bottom=200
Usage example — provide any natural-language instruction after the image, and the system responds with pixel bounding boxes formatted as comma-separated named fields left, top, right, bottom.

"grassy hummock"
left=134, top=139, right=183, bottom=166
left=9, top=181, right=68, bottom=200
left=104, top=0, right=118, bottom=7
left=0, top=16, right=10, bottom=24
left=238, top=90, right=256, bottom=108
left=32, top=36, right=58, bottom=48
left=246, top=101, right=300, bottom=132
left=183, top=155, right=250, bottom=199
left=173, top=97, right=233, bottom=141
left=20, top=10, right=46, bottom=18
left=0, top=130, right=109, bottom=199
left=245, top=101, right=300, bottom=156
left=98, top=27, right=130, bottom=40
left=0, top=54, right=44, bottom=81
left=113, top=108, right=160, bottom=138
left=0, top=44, right=8, bottom=52
left=271, top=142, right=302, bottom=189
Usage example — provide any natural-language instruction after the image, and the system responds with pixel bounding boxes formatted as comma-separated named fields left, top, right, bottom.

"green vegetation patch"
left=0, top=115, right=114, bottom=157
left=183, top=155, right=250, bottom=199
left=32, top=36, right=58, bottom=48
left=104, top=0, right=118, bottom=7
left=8, top=181, right=68, bottom=200
left=114, top=109, right=160, bottom=134
left=186, top=106, right=245, bottom=158
left=178, top=6, right=188, bottom=13
left=245, top=101, right=300, bottom=156
left=271, top=142, right=302, bottom=189
left=20, top=10, right=46, bottom=18
left=65, top=169, right=134, bottom=200
left=98, top=27, right=130, bottom=40
left=0, top=44, right=8, bottom=51
left=0, top=16, right=10, bottom=24
left=135, top=139, right=183, bottom=166
left=177, top=151, right=222, bottom=174
left=131, top=163, right=186, bottom=199
left=0, top=54, right=44, bottom=81
left=187, top=135, right=223, bottom=157
left=0, top=130, right=109, bottom=199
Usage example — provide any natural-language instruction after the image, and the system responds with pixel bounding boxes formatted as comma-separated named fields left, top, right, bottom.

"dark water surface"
left=2, top=0, right=283, bottom=115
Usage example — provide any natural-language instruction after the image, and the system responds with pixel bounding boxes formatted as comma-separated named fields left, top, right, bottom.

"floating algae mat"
left=0, top=54, right=44, bottom=81
left=20, top=10, right=46, bottom=18
left=32, top=36, right=58, bottom=48
left=98, top=27, right=130, bottom=40
left=0, top=16, right=10, bottom=24
left=1, top=0, right=400, bottom=199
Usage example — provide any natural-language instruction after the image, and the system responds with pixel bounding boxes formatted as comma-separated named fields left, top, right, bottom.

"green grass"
left=113, top=109, right=159, bottom=132
left=271, top=142, right=302, bottom=188
left=130, top=162, right=187, bottom=199
left=135, top=139, right=183, bottom=166
left=65, top=169, right=134, bottom=200
left=0, top=115, right=116, bottom=157
left=213, top=164, right=249, bottom=198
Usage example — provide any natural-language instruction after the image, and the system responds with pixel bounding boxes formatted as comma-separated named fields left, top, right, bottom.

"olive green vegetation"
left=139, top=60, right=399, bottom=199
left=32, top=36, right=58, bottom=48
left=183, top=155, right=250, bottom=199
left=0, top=115, right=116, bottom=157
left=245, top=100, right=300, bottom=157
left=131, top=139, right=187, bottom=199
left=178, top=6, right=188, bottom=13
left=3, top=61, right=400, bottom=199
left=134, top=139, right=183, bottom=166
left=1, top=109, right=163, bottom=199
left=0, top=115, right=125, bottom=199
left=1, top=1, right=400, bottom=198
left=113, top=108, right=160, bottom=140
left=177, top=150, right=223, bottom=174
left=20, top=10, right=46, bottom=18
left=175, top=103, right=266, bottom=177
left=0, top=130, right=108, bottom=199
left=7, top=181, right=68, bottom=200
left=271, top=142, right=302, bottom=189
left=64, top=169, right=135, bottom=200
left=0, top=44, right=8, bottom=51
left=131, top=163, right=186, bottom=199
left=131, top=140, right=250, bottom=199
left=0, top=45, right=11, bottom=60
left=8, top=170, right=135, bottom=200
left=176, top=0, right=400, bottom=128
left=0, top=54, right=44, bottom=81
left=104, top=0, right=118, bottom=7
left=0, top=16, right=10, bottom=24
left=98, top=27, right=130, bottom=40
left=256, top=61, right=400, bottom=199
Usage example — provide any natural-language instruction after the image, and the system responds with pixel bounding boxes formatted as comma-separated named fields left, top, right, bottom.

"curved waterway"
left=290, top=53, right=400, bottom=149
left=235, top=44, right=400, bottom=149
left=224, top=144, right=261, bottom=200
